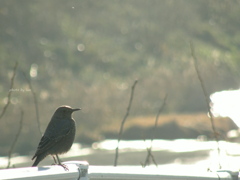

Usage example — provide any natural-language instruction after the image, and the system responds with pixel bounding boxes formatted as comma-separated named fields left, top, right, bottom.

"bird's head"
left=55, top=105, right=81, bottom=118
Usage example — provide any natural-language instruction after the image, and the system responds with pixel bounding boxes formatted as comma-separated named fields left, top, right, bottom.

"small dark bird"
left=32, top=105, right=80, bottom=168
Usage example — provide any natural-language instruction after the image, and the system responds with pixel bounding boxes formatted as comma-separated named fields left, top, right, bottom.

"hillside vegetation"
left=0, top=1, right=240, bottom=156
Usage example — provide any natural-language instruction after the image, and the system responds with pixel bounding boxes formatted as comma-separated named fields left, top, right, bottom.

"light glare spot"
left=211, top=89, right=240, bottom=128
left=40, top=90, right=49, bottom=100
left=30, top=64, right=38, bottom=78
left=11, top=97, right=18, bottom=104
left=44, top=50, right=52, bottom=58
left=77, top=44, right=85, bottom=52
left=134, top=43, right=142, bottom=51
left=117, top=83, right=128, bottom=90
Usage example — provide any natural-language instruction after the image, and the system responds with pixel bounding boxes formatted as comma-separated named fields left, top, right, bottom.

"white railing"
left=0, top=161, right=239, bottom=180
left=0, top=161, right=88, bottom=180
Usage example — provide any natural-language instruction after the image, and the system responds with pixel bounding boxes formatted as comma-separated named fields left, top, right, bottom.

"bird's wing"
left=45, top=118, right=74, bottom=140
left=34, top=136, right=56, bottom=155
left=34, top=119, right=73, bottom=155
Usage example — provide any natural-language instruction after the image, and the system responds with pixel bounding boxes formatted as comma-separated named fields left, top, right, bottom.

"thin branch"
left=114, top=80, right=138, bottom=166
left=190, top=41, right=221, bottom=168
left=143, top=94, right=168, bottom=167
left=151, top=94, right=168, bottom=143
left=0, top=62, right=18, bottom=120
left=23, top=72, right=42, bottom=135
left=143, top=148, right=158, bottom=167
left=6, top=109, right=24, bottom=168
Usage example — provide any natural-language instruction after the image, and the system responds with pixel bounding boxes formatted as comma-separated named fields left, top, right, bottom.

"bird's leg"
left=51, top=155, right=57, bottom=165
left=56, top=154, right=61, bottom=164
left=56, top=154, right=69, bottom=171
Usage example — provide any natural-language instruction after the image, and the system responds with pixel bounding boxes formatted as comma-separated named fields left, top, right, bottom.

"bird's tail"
left=32, top=154, right=44, bottom=167
left=32, top=159, right=40, bottom=167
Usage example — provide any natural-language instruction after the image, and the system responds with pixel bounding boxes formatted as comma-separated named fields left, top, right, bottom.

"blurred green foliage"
left=1, top=0, right=240, bottom=156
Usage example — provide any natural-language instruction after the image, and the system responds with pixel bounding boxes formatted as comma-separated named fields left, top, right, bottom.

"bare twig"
left=114, top=80, right=138, bottom=166
left=6, top=109, right=24, bottom=168
left=23, top=72, right=42, bottom=135
left=143, top=94, right=168, bottom=167
left=143, top=148, right=158, bottom=167
left=0, top=62, right=18, bottom=120
left=190, top=41, right=221, bottom=168
left=151, top=94, right=168, bottom=143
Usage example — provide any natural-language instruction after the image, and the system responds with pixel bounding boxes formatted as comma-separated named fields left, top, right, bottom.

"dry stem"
left=114, top=80, right=138, bottom=166
left=143, top=94, right=168, bottom=167
left=23, top=72, right=42, bottom=135
left=6, top=109, right=24, bottom=168
left=190, top=41, right=221, bottom=169
left=0, top=62, right=18, bottom=120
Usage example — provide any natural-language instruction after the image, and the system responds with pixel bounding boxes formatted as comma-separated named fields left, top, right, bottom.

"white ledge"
left=0, top=161, right=239, bottom=180
left=0, top=161, right=88, bottom=180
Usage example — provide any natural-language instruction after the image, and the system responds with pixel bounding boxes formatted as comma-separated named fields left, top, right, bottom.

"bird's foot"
left=51, top=163, right=69, bottom=171
left=58, top=163, right=69, bottom=171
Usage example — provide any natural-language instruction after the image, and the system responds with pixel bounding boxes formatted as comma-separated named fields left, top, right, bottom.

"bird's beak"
left=72, top=108, right=81, bottom=111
